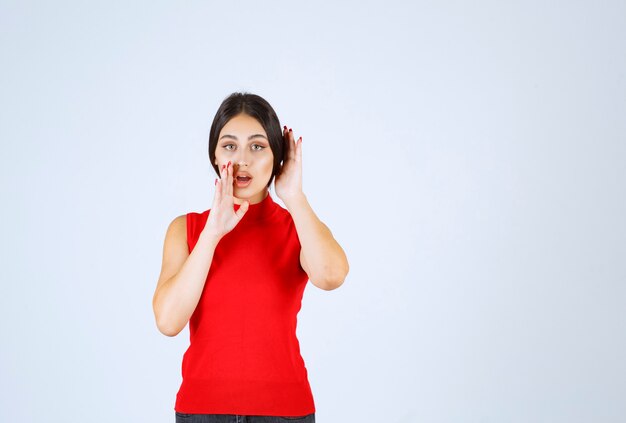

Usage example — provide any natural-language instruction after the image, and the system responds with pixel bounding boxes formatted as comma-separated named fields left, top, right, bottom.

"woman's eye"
left=223, top=144, right=265, bottom=151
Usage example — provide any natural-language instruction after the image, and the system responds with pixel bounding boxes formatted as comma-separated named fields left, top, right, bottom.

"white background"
left=1, top=1, right=625, bottom=422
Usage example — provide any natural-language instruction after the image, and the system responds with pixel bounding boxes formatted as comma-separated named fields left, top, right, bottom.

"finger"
left=225, top=162, right=231, bottom=198
left=220, top=163, right=227, bottom=199
left=226, top=161, right=233, bottom=198
left=296, top=136, right=302, bottom=163
left=283, top=126, right=291, bottom=160
left=288, top=128, right=296, bottom=160
left=213, top=177, right=221, bottom=208
left=222, top=161, right=229, bottom=198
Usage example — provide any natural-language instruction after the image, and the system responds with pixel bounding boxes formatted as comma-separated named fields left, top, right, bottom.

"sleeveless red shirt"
left=174, top=192, right=316, bottom=416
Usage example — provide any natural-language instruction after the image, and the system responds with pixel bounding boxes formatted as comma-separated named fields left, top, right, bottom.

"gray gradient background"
left=1, top=1, right=625, bottom=422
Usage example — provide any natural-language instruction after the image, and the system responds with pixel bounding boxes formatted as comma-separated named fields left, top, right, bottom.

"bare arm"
left=152, top=221, right=221, bottom=337
left=285, top=193, right=349, bottom=291
left=275, top=127, right=349, bottom=291
left=152, top=161, right=248, bottom=337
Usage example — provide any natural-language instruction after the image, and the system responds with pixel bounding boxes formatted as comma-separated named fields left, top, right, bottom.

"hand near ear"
left=275, top=126, right=304, bottom=203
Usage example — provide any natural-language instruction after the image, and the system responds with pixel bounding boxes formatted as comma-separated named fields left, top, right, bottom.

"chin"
left=234, top=185, right=267, bottom=199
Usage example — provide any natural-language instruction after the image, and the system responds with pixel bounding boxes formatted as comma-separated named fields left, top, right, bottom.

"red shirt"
left=174, top=192, right=316, bottom=416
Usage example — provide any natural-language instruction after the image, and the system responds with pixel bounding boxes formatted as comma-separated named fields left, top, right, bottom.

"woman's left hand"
left=275, top=126, right=304, bottom=203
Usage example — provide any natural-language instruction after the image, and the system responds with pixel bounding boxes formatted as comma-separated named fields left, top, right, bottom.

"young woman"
left=152, top=92, right=349, bottom=422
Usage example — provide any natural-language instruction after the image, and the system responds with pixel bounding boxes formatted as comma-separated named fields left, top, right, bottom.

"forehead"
left=220, top=113, right=266, bottom=137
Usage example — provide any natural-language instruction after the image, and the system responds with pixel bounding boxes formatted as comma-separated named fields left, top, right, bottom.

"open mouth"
left=235, top=176, right=252, bottom=187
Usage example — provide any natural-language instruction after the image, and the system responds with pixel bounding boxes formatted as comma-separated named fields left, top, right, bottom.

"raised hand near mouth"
left=203, top=161, right=249, bottom=239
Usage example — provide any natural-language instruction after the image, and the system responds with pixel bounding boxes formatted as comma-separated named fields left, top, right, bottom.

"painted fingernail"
left=227, top=161, right=231, bottom=168
left=289, top=128, right=292, bottom=132
left=215, top=178, right=218, bottom=185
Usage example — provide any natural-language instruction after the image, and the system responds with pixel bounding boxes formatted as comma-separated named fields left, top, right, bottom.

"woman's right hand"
left=203, top=161, right=249, bottom=239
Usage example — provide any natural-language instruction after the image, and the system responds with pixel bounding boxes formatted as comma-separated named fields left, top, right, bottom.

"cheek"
left=214, top=151, right=225, bottom=165
left=260, top=154, right=274, bottom=172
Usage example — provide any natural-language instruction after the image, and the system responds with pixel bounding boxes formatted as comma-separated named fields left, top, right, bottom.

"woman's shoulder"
left=271, top=201, right=295, bottom=222
left=162, top=214, right=188, bottom=255
left=185, top=208, right=211, bottom=224
left=167, top=214, right=187, bottom=232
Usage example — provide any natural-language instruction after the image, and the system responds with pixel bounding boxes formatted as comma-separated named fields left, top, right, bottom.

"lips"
left=234, top=172, right=252, bottom=187
left=235, top=171, right=252, bottom=181
left=236, top=176, right=251, bottom=181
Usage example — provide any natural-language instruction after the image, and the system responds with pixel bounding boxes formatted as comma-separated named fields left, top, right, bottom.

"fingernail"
left=215, top=178, right=218, bottom=185
left=289, top=128, right=292, bottom=132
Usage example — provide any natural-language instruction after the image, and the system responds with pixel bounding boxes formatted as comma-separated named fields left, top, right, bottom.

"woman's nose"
left=234, top=149, right=250, bottom=165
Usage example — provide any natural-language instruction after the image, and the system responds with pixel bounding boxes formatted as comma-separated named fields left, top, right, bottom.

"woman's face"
left=215, top=113, right=274, bottom=205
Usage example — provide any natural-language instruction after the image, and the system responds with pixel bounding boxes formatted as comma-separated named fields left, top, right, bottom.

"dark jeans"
left=175, top=412, right=315, bottom=423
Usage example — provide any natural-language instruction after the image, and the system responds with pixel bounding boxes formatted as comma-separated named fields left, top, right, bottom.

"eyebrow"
left=218, top=134, right=268, bottom=142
